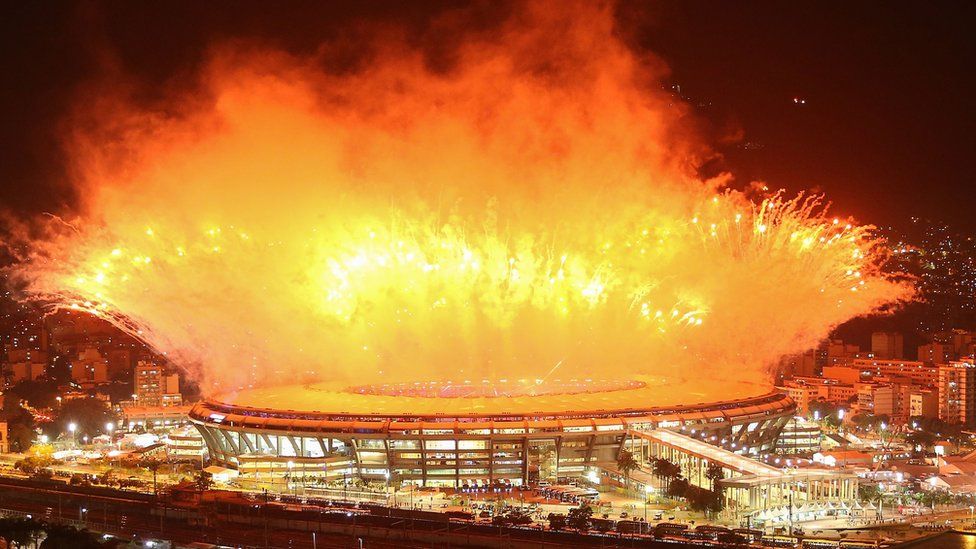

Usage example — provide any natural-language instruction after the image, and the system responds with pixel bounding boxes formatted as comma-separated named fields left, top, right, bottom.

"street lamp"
left=68, top=422, right=77, bottom=447
left=644, top=485, right=653, bottom=521
left=287, top=460, right=294, bottom=495
left=969, top=505, right=974, bottom=526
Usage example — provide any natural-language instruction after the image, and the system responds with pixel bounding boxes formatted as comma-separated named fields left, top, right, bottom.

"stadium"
left=189, top=375, right=795, bottom=488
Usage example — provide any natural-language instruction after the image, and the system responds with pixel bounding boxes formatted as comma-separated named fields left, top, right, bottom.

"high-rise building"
left=134, top=361, right=181, bottom=407
left=918, top=342, right=954, bottom=364
left=776, top=383, right=825, bottom=416
left=69, top=347, right=108, bottom=384
left=871, top=332, right=904, bottom=360
left=778, top=351, right=818, bottom=378
left=847, top=359, right=938, bottom=387
left=135, top=361, right=163, bottom=406
left=106, top=348, right=135, bottom=379
left=909, top=390, right=939, bottom=419
left=855, top=382, right=896, bottom=419
left=938, top=360, right=976, bottom=425
left=825, top=339, right=861, bottom=367
left=4, top=348, right=49, bottom=383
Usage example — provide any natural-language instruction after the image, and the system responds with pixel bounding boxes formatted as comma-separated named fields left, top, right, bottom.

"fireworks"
left=6, top=4, right=911, bottom=390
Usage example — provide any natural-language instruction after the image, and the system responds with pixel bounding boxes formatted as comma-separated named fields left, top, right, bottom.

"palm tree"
left=617, top=450, right=639, bottom=487
left=140, top=458, right=163, bottom=495
left=705, top=462, right=725, bottom=492
left=653, top=458, right=681, bottom=492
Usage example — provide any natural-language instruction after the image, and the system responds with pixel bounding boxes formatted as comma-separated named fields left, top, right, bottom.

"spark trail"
left=5, top=3, right=912, bottom=391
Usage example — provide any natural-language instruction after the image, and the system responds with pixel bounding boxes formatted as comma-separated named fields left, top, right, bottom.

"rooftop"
left=210, top=375, right=773, bottom=416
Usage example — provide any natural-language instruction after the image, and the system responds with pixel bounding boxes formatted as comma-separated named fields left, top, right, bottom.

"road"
left=0, top=479, right=432, bottom=549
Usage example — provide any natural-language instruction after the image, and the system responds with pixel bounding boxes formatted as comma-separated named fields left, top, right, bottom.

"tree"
left=140, top=457, right=164, bottom=495
left=666, top=477, right=689, bottom=499
left=705, top=462, right=725, bottom=492
left=14, top=455, right=52, bottom=475
left=45, top=397, right=113, bottom=441
left=808, top=401, right=843, bottom=427
left=547, top=513, right=566, bottom=530
left=38, top=524, right=103, bottom=548
left=3, top=406, right=36, bottom=452
left=858, top=483, right=882, bottom=502
left=653, top=458, right=681, bottom=492
left=0, top=517, right=44, bottom=549
left=97, top=469, right=117, bottom=487
left=6, top=380, right=59, bottom=409
left=196, top=470, right=213, bottom=491
left=905, top=429, right=937, bottom=450
left=617, top=450, right=639, bottom=487
left=567, top=503, right=593, bottom=531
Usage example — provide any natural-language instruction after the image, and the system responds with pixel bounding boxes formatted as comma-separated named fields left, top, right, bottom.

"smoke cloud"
left=7, top=3, right=912, bottom=391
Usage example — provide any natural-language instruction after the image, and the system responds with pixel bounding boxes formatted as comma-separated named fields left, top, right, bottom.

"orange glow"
left=8, top=4, right=911, bottom=391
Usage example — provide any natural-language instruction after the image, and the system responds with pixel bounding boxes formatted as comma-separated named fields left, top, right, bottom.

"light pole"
left=68, top=422, right=77, bottom=448
left=644, top=485, right=653, bottom=521
left=970, top=505, right=974, bottom=527
left=287, top=461, right=294, bottom=496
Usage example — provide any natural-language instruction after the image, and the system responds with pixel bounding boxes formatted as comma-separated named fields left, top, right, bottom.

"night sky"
left=1, top=1, right=973, bottom=230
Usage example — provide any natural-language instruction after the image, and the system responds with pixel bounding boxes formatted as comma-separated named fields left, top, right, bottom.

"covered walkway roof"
left=639, top=429, right=783, bottom=477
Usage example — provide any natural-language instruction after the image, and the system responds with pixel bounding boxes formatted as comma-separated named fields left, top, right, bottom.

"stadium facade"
left=189, top=377, right=795, bottom=488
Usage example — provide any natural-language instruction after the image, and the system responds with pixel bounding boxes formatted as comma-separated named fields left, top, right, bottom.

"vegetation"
left=662, top=474, right=724, bottom=516
left=705, top=462, right=725, bottom=491
left=5, top=380, right=59, bottom=409
left=44, top=397, right=113, bottom=440
left=909, top=416, right=964, bottom=444
left=0, top=517, right=43, bottom=548
left=566, top=503, right=593, bottom=531
left=492, top=509, right=533, bottom=527
left=139, top=457, right=164, bottom=494
left=850, top=413, right=890, bottom=431
left=14, top=455, right=54, bottom=475
left=616, top=450, right=639, bottom=486
left=546, top=513, right=566, bottom=530
left=666, top=477, right=689, bottom=499
left=38, top=523, right=105, bottom=548
left=0, top=518, right=107, bottom=549
left=858, top=483, right=882, bottom=502
left=807, top=401, right=845, bottom=427
left=196, top=471, right=214, bottom=491
left=2, top=405, right=37, bottom=453
left=652, top=458, right=681, bottom=491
